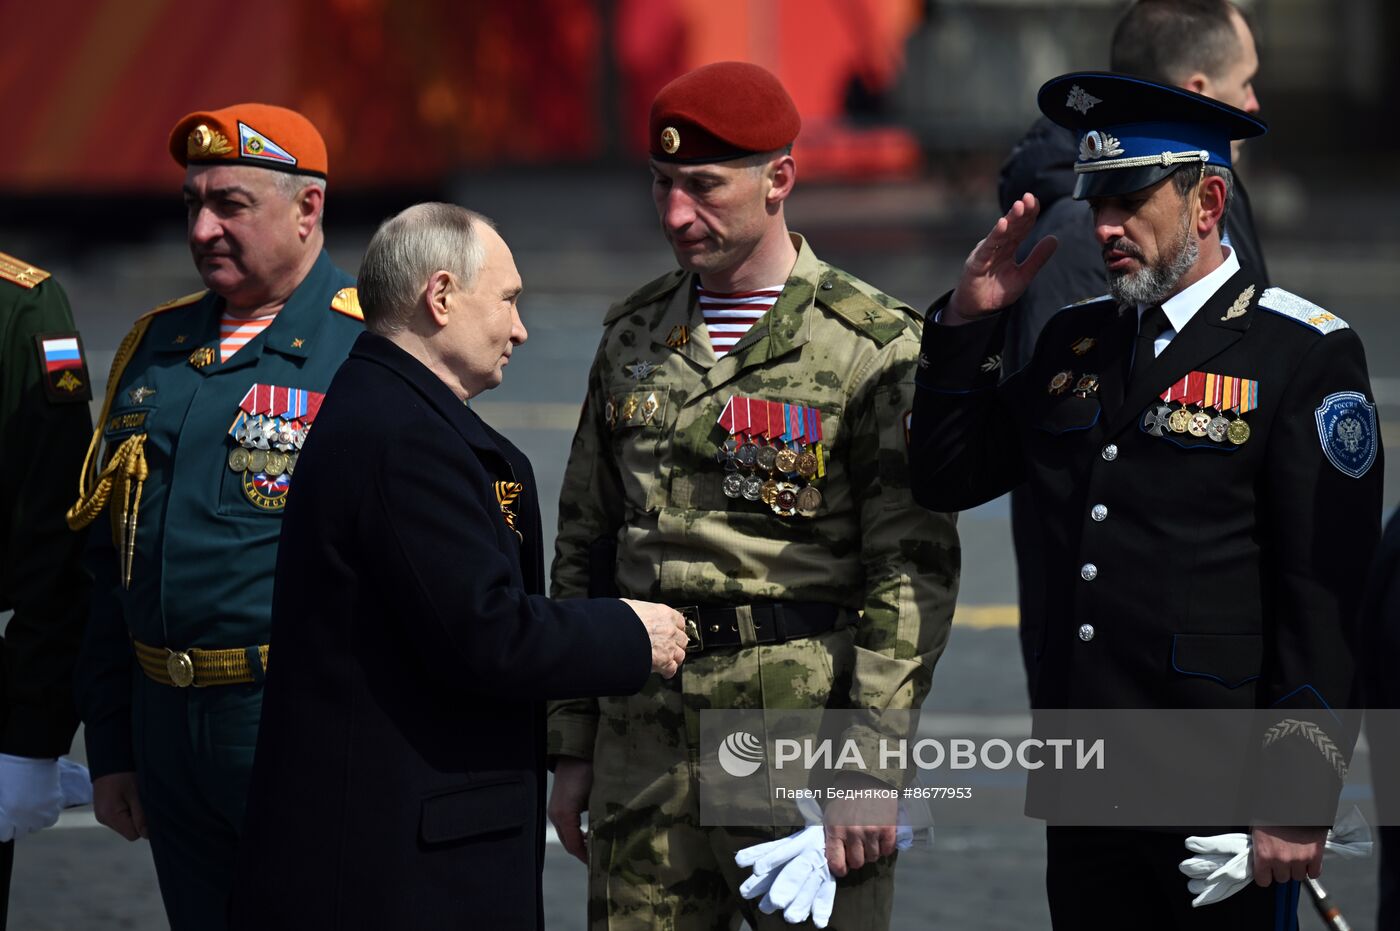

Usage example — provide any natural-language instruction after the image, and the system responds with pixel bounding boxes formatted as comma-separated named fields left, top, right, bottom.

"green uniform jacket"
left=76, top=250, right=362, bottom=777
left=547, top=235, right=960, bottom=783
left=0, top=259, right=92, bottom=758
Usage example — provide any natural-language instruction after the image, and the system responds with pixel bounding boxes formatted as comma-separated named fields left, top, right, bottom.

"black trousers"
left=0, top=839, right=11, bottom=931
left=1046, top=826, right=1299, bottom=930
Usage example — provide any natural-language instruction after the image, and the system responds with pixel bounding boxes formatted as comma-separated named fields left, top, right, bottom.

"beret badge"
left=187, top=124, right=232, bottom=159
left=660, top=126, right=681, bottom=155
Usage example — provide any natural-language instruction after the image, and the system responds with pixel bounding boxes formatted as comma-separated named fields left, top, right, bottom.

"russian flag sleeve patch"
left=34, top=331, right=93, bottom=403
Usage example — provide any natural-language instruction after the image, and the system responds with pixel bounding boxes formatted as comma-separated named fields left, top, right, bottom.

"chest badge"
left=625, top=360, right=658, bottom=381
left=1047, top=370, right=1075, bottom=396
left=188, top=347, right=217, bottom=370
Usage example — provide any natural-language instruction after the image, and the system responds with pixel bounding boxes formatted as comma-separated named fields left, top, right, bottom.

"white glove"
left=0, top=753, right=63, bottom=842
left=735, top=797, right=923, bottom=927
left=58, top=758, right=93, bottom=808
left=1180, top=807, right=1374, bottom=907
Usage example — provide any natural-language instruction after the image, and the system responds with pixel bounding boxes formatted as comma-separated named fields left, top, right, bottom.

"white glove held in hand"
left=735, top=797, right=920, bottom=927
left=0, top=753, right=62, bottom=842
left=59, top=758, right=93, bottom=808
left=1179, top=807, right=1373, bottom=907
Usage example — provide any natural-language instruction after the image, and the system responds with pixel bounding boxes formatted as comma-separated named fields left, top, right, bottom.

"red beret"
left=649, top=62, right=801, bottom=164
left=169, top=103, right=328, bottom=179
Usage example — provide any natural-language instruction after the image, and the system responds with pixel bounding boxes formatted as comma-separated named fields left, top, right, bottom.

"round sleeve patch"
left=1314, top=390, right=1377, bottom=478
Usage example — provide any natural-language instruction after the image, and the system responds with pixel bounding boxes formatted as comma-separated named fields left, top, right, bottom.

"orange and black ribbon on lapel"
left=494, top=481, right=524, bottom=541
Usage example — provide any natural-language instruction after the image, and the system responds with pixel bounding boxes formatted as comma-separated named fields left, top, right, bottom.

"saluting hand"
left=944, top=193, right=1059, bottom=324
left=623, top=599, right=688, bottom=679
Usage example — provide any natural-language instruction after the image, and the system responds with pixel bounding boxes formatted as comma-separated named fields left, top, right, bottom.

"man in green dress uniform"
left=0, top=254, right=93, bottom=930
left=69, top=104, right=363, bottom=930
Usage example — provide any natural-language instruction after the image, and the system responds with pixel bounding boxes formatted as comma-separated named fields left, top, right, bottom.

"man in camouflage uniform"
left=547, top=61, right=960, bottom=930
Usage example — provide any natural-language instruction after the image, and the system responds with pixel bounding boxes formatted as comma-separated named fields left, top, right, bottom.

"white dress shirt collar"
left=1139, top=245, right=1241, bottom=334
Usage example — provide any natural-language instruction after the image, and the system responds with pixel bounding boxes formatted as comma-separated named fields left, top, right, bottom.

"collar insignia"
left=1221, top=284, right=1255, bottom=321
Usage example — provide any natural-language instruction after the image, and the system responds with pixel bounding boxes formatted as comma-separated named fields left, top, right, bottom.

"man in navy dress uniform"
left=911, top=73, right=1382, bottom=928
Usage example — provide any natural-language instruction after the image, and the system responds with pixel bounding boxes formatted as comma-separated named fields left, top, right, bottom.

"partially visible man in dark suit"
left=1361, top=511, right=1400, bottom=929
left=1005, top=0, right=1270, bottom=691
left=230, top=203, right=689, bottom=930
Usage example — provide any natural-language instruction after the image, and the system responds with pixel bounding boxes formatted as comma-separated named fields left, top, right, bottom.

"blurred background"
left=3, top=0, right=1396, bottom=927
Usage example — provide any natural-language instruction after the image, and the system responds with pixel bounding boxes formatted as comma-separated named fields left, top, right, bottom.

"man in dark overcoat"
left=231, top=203, right=687, bottom=930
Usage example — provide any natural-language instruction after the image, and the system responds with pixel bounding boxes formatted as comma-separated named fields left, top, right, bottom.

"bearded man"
left=910, top=72, right=1381, bottom=929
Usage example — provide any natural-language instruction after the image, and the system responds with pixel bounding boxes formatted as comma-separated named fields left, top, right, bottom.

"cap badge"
left=187, top=124, right=233, bottom=159
left=660, top=126, right=681, bottom=155
left=1065, top=85, right=1102, bottom=115
left=237, top=122, right=297, bottom=166
left=1079, top=130, right=1123, bottom=161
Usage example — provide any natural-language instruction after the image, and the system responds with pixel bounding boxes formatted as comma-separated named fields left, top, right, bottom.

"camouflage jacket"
left=547, top=235, right=960, bottom=761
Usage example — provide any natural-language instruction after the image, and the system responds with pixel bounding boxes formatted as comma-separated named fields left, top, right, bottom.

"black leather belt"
left=676, top=602, right=843, bottom=653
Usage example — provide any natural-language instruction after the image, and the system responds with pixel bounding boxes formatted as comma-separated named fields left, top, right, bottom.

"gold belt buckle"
left=679, top=606, right=703, bottom=652
left=166, top=649, right=195, bottom=688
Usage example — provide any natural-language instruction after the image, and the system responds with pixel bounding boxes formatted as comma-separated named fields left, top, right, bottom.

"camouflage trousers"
left=583, top=629, right=898, bottom=930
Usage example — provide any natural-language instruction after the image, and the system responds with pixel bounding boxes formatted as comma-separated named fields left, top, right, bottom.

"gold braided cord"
left=67, top=315, right=154, bottom=530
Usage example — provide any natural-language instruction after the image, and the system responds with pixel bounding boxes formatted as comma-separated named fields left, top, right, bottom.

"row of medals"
left=1144, top=401, right=1251, bottom=445
left=716, top=438, right=823, bottom=517
left=227, top=414, right=306, bottom=476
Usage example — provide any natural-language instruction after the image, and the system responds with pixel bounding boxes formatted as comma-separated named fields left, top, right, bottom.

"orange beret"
left=169, top=103, right=328, bottom=179
left=649, top=62, right=801, bottom=164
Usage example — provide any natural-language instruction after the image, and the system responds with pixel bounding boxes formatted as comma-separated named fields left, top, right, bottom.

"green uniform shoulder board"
left=816, top=274, right=907, bottom=347
left=604, top=269, right=686, bottom=324
left=0, top=251, right=51, bottom=289
left=331, top=287, right=363, bottom=320
left=139, top=290, right=207, bottom=320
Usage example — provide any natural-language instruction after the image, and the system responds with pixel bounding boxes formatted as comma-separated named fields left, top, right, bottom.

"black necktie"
left=1127, top=305, right=1171, bottom=395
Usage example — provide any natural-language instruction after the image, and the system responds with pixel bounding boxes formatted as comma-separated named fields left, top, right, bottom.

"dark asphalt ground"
left=4, top=171, right=1396, bottom=928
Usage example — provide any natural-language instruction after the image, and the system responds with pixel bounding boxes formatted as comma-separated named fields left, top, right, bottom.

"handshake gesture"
left=623, top=599, right=688, bottom=679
